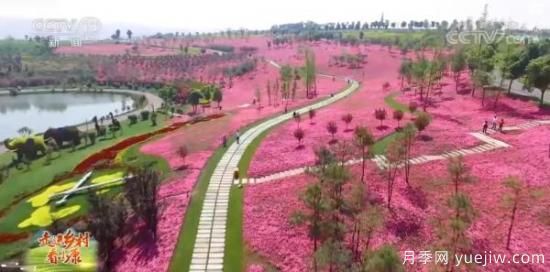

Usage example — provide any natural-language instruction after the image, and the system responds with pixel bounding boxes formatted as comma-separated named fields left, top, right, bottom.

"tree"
left=266, top=80, right=272, bottom=106
left=326, top=121, right=338, bottom=140
left=392, top=109, right=404, bottom=128
left=87, top=194, right=126, bottom=272
left=291, top=183, right=329, bottom=272
left=341, top=113, right=353, bottom=130
left=447, top=156, right=473, bottom=195
left=437, top=157, right=476, bottom=272
left=280, top=65, right=293, bottom=108
left=124, top=168, right=161, bottom=240
left=398, top=60, right=412, bottom=90
left=187, top=90, right=202, bottom=113
left=399, top=124, right=417, bottom=185
left=385, top=138, right=405, bottom=209
left=411, top=56, right=430, bottom=100
left=472, top=69, right=492, bottom=106
left=501, top=176, right=541, bottom=250
left=308, top=108, right=316, bottom=124
left=355, top=204, right=383, bottom=258
left=465, top=44, right=496, bottom=97
left=354, top=126, right=374, bottom=183
left=294, top=127, right=305, bottom=146
left=451, top=49, right=466, bottom=92
left=111, top=29, right=121, bottom=40
left=314, top=162, right=351, bottom=271
left=255, top=86, right=262, bottom=107
left=126, top=29, right=133, bottom=40
left=441, top=192, right=476, bottom=271
left=304, top=48, right=317, bottom=97
left=364, top=245, right=405, bottom=272
left=212, top=86, right=223, bottom=108
left=498, top=46, right=526, bottom=95
left=374, top=108, right=387, bottom=127
left=524, top=55, right=550, bottom=107
left=414, top=112, right=431, bottom=134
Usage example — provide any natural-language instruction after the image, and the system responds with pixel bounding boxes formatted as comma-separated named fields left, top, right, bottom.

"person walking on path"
left=235, top=131, right=241, bottom=144
left=482, top=120, right=489, bottom=134
left=492, top=115, right=498, bottom=130
left=222, top=135, right=227, bottom=148
left=499, top=118, right=505, bottom=132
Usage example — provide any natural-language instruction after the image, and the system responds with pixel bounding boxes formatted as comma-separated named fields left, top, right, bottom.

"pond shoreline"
left=0, top=88, right=163, bottom=153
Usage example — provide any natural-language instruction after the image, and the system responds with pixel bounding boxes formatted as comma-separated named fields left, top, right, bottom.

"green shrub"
left=140, top=110, right=150, bottom=121
left=88, top=131, right=97, bottom=145
left=128, top=114, right=138, bottom=125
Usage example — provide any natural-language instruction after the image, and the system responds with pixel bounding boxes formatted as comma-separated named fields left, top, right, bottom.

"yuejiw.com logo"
left=31, top=17, right=102, bottom=48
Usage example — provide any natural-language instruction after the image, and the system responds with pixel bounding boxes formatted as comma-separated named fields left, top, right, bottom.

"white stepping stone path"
left=242, top=120, right=550, bottom=185
left=189, top=80, right=360, bottom=271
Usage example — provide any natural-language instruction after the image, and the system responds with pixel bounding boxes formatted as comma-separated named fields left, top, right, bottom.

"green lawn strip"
left=384, top=92, right=412, bottom=113
left=224, top=128, right=274, bottom=272
left=169, top=82, right=356, bottom=271
left=168, top=139, right=231, bottom=271
left=370, top=132, right=399, bottom=155
left=168, top=117, right=270, bottom=271
left=0, top=118, right=165, bottom=212
left=0, top=137, right=169, bottom=261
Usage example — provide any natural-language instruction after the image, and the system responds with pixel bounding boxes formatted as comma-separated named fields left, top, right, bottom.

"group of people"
left=221, top=130, right=240, bottom=148
left=482, top=115, right=505, bottom=134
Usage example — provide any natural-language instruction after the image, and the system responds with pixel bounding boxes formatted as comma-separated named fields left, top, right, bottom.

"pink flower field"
left=108, top=42, right=356, bottom=270
left=244, top=125, right=550, bottom=271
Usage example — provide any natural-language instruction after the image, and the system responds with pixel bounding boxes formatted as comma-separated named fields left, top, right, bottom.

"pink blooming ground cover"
left=396, top=72, right=550, bottom=135
left=111, top=40, right=354, bottom=270
left=248, top=45, right=412, bottom=177
left=245, top=126, right=550, bottom=271
left=244, top=174, right=314, bottom=272
left=111, top=115, right=231, bottom=271
left=393, top=70, right=550, bottom=157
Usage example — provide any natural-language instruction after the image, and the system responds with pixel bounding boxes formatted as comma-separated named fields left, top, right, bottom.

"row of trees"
left=187, top=84, right=223, bottom=112
left=399, top=54, right=447, bottom=110
left=291, top=145, right=401, bottom=271
left=293, top=134, right=534, bottom=271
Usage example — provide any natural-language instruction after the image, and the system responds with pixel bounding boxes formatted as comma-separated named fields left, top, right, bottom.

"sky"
left=0, top=0, right=549, bottom=38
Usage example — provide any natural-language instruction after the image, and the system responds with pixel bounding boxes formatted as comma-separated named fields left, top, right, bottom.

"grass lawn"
left=0, top=119, right=168, bottom=262
left=0, top=118, right=165, bottom=212
left=384, top=92, right=411, bottom=113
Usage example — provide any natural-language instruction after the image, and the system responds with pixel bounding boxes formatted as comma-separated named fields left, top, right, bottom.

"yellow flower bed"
left=18, top=170, right=125, bottom=229
left=18, top=205, right=81, bottom=228
left=27, top=182, right=76, bottom=208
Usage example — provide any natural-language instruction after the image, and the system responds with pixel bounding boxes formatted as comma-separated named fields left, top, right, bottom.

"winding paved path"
left=188, top=79, right=360, bottom=271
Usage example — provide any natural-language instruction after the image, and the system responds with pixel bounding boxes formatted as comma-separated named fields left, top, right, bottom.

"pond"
left=0, top=92, right=134, bottom=140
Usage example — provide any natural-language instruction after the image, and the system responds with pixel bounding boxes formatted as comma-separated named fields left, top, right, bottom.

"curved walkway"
left=188, top=80, right=360, bottom=271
